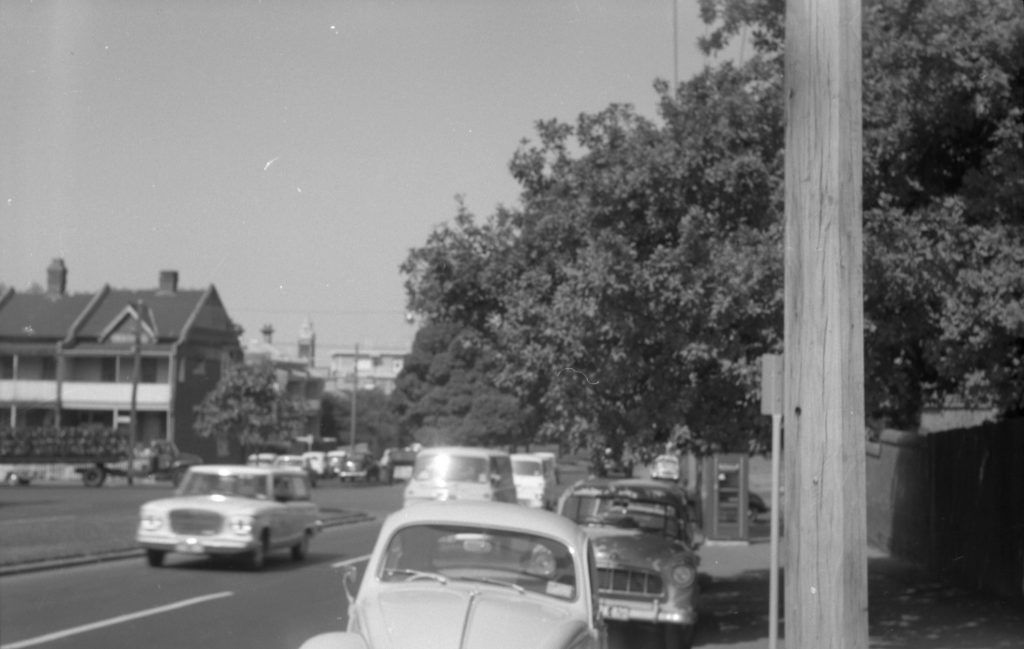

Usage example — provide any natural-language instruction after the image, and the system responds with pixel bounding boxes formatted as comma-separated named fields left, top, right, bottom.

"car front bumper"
left=137, top=533, right=259, bottom=556
left=599, top=597, right=697, bottom=625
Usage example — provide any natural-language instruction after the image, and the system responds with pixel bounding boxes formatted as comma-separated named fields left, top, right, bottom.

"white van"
left=511, top=453, right=558, bottom=510
left=403, top=447, right=517, bottom=507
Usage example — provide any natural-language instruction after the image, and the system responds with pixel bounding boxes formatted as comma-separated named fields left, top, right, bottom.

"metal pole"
left=129, top=300, right=143, bottom=486
left=349, top=343, right=358, bottom=451
left=769, top=413, right=782, bottom=649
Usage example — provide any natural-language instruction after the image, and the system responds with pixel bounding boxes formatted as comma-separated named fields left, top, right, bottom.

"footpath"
left=695, top=539, right=1024, bottom=649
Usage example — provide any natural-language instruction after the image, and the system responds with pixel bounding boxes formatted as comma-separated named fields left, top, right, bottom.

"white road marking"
left=331, top=554, right=370, bottom=568
left=0, top=591, right=234, bottom=649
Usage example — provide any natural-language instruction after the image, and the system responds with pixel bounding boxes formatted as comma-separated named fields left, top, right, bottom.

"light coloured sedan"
left=136, top=465, right=321, bottom=570
left=558, top=478, right=701, bottom=649
left=298, top=501, right=608, bottom=649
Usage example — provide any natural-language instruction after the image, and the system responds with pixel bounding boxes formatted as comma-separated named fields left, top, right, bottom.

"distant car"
left=557, top=477, right=701, bottom=648
left=650, top=453, right=682, bottom=482
left=301, top=451, right=329, bottom=478
left=511, top=452, right=558, bottom=509
left=245, top=452, right=277, bottom=467
left=136, top=465, right=321, bottom=570
left=380, top=447, right=417, bottom=484
left=297, top=501, right=607, bottom=649
left=336, top=451, right=380, bottom=482
left=403, top=446, right=517, bottom=507
left=272, top=454, right=319, bottom=487
left=748, top=491, right=769, bottom=521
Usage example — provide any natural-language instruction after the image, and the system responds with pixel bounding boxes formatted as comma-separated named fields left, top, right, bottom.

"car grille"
left=598, top=567, right=664, bottom=597
left=169, top=509, right=224, bottom=535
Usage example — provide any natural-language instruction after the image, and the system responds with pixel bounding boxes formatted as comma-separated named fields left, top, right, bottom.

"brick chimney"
left=158, top=270, right=178, bottom=294
left=47, top=258, right=67, bottom=296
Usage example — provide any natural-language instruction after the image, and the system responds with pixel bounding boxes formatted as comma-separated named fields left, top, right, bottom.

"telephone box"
left=702, top=453, right=750, bottom=541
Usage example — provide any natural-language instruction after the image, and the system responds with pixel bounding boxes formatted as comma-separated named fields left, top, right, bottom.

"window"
left=141, top=358, right=159, bottom=383
left=0, top=355, right=13, bottom=379
left=40, top=357, right=56, bottom=379
left=100, top=358, right=116, bottom=382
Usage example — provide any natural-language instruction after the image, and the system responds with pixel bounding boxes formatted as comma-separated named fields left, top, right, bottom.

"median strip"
left=0, top=591, right=234, bottom=649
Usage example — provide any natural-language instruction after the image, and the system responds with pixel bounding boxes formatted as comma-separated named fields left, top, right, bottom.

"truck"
left=0, top=426, right=202, bottom=487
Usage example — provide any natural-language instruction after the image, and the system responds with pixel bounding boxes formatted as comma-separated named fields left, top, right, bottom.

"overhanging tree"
left=193, top=362, right=306, bottom=461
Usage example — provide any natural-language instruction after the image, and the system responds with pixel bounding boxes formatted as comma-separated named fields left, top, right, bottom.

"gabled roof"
left=73, top=287, right=209, bottom=344
left=0, top=289, right=95, bottom=341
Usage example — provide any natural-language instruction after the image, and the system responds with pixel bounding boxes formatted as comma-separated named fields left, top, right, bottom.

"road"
left=0, top=481, right=402, bottom=649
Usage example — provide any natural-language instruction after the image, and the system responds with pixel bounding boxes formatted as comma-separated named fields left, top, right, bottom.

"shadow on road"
left=694, top=548, right=1024, bottom=649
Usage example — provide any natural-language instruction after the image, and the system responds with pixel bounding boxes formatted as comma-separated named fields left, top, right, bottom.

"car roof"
left=566, top=477, right=689, bottom=506
left=417, top=446, right=509, bottom=458
left=382, top=501, right=587, bottom=546
left=511, top=453, right=542, bottom=462
left=190, top=464, right=306, bottom=477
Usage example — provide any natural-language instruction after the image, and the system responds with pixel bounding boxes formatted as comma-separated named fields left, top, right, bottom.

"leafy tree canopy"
left=402, top=0, right=1024, bottom=455
left=390, top=322, right=531, bottom=450
left=193, top=362, right=307, bottom=458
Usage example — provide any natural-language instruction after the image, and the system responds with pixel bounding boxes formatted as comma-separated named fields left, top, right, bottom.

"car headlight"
left=671, top=564, right=696, bottom=587
left=140, top=513, right=163, bottom=532
left=229, top=516, right=254, bottom=535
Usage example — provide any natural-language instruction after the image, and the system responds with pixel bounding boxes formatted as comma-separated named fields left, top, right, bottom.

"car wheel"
left=291, top=532, right=310, bottom=561
left=247, top=534, right=268, bottom=571
left=146, top=549, right=166, bottom=567
left=81, top=467, right=105, bottom=487
left=663, top=624, right=695, bottom=649
left=5, top=472, right=21, bottom=486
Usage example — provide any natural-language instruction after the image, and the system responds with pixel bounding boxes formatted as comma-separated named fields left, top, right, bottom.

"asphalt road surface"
left=0, top=467, right=679, bottom=649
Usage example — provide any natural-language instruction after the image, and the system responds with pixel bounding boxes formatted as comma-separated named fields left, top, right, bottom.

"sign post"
left=760, top=353, right=784, bottom=649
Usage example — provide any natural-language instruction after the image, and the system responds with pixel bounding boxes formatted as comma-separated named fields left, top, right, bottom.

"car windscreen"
left=561, top=494, right=681, bottom=537
left=177, top=472, right=269, bottom=499
left=380, top=523, right=578, bottom=601
left=413, top=454, right=489, bottom=483
left=512, top=459, right=543, bottom=477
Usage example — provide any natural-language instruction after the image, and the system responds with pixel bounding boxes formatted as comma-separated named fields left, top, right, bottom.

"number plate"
left=175, top=540, right=204, bottom=554
left=604, top=605, right=632, bottom=621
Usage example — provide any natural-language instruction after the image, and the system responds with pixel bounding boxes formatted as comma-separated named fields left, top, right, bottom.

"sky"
left=1, top=0, right=733, bottom=363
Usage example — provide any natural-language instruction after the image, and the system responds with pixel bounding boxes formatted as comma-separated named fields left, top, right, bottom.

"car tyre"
left=146, top=549, right=166, bottom=567
left=82, top=467, right=105, bottom=487
left=663, top=624, right=695, bottom=649
left=291, top=532, right=311, bottom=561
left=247, top=534, right=268, bottom=571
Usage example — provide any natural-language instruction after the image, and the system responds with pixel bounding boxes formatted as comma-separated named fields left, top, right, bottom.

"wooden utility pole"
left=783, top=0, right=867, bottom=647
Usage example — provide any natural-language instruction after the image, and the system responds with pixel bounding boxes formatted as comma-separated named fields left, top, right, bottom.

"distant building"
left=0, top=259, right=241, bottom=460
left=241, top=322, right=324, bottom=443
left=330, top=347, right=408, bottom=395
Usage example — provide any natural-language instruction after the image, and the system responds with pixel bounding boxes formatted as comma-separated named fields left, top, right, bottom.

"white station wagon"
left=136, top=464, right=321, bottom=570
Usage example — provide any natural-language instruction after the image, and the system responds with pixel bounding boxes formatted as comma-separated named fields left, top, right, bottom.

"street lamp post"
left=349, top=343, right=358, bottom=451
left=128, top=300, right=144, bottom=486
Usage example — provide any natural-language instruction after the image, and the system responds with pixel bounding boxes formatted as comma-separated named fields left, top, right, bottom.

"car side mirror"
left=341, top=564, right=359, bottom=605
left=689, top=525, right=705, bottom=550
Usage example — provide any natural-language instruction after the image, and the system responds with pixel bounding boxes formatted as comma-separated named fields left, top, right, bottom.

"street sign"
left=760, top=354, right=784, bottom=415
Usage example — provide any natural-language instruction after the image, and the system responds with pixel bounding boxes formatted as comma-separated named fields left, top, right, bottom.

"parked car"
left=301, top=451, right=329, bottom=478
left=403, top=446, right=517, bottom=507
left=511, top=452, right=558, bottom=509
left=380, top=447, right=418, bottom=484
left=245, top=452, right=277, bottom=467
left=650, top=453, right=681, bottom=482
left=272, top=454, right=319, bottom=487
left=557, top=477, right=702, bottom=648
left=297, top=501, right=607, bottom=649
left=748, top=491, right=770, bottom=521
left=336, top=451, right=381, bottom=482
left=136, top=465, right=321, bottom=570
